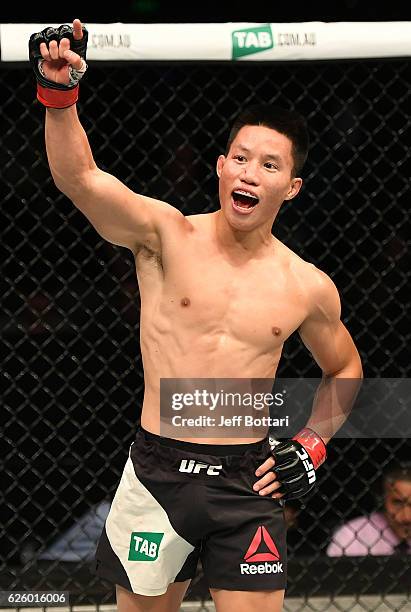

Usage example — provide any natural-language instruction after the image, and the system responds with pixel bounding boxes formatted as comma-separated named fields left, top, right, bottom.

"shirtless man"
left=29, top=19, right=363, bottom=612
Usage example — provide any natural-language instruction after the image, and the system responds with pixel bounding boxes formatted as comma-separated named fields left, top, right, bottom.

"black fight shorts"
left=94, top=427, right=287, bottom=595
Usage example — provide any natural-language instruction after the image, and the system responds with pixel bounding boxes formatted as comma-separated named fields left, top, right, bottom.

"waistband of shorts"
left=137, top=426, right=268, bottom=457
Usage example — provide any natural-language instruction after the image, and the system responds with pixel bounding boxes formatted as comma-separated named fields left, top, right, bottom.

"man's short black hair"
left=383, top=462, right=411, bottom=486
left=372, top=462, right=411, bottom=507
left=226, top=104, right=309, bottom=177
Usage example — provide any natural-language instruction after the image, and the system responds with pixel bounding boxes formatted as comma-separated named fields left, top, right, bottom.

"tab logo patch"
left=232, top=25, right=274, bottom=59
left=128, top=532, right=164, bottom=561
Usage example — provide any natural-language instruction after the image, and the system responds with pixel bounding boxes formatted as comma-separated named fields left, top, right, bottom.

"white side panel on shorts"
left=105, top=454, right=195, bottom=596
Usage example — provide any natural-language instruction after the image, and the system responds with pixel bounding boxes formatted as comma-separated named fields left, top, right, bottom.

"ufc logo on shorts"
left=179, top=459, right=222, bottom=476
left=296, top=448, right=316, bottom=484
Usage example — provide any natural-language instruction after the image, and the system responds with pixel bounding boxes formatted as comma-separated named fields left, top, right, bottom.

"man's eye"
left=264, top=162, right=278, bottom=170
left=234, top=155, right=246, bottom=162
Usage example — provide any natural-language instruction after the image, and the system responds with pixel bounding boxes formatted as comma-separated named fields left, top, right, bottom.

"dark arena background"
left=1, top=3, right=410, bottom=611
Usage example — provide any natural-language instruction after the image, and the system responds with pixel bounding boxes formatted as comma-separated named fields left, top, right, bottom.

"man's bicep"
left=298, top=270, right=359, bottom=375
left=71, top=168, right=182, bottom=252
left=299, top=318, right=359, bottom=376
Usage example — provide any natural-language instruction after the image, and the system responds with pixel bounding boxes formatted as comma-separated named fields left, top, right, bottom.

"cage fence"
left=2, top=54, right=410, bottom=611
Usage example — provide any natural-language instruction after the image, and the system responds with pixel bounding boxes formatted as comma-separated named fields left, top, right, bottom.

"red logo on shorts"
left=243, top=526, right=280, bottom=562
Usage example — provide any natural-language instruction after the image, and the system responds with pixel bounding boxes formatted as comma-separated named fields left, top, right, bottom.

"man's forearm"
left=305, top=361, right=363, bottom=444
left=45, top=105, right=96, bottom=197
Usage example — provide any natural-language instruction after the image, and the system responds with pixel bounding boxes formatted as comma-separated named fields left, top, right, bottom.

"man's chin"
left=390, top=523, right=410, bottom=540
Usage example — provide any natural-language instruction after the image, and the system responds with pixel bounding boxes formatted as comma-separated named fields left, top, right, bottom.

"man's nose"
left=401, top=505, right=411, bottom=522
left=239, top=162, right=259, bottom=185
left=396, top=504, right=411, bottom=524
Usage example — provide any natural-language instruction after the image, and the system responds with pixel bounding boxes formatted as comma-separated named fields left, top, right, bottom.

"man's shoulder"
left=275, top=240, right=341, bottom=323
left=153, top=202, right=202, bottom=237
left=185, top=211, right=215, bottom=225
left=276, top=239, right=336, bottom=293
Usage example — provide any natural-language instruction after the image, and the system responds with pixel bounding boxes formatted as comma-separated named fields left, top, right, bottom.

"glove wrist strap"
left=293, top=427, right=326, bottom=469
left=37, top=84, right=79, bottom=109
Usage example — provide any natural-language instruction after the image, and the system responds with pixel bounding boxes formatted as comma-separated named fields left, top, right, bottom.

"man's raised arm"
left=30, top=18, right=183, bottom=254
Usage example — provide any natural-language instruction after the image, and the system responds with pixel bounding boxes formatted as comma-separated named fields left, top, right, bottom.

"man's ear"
left=285, top=177, right=303, bottom=201
left=216, top=154, right=225, bottom=178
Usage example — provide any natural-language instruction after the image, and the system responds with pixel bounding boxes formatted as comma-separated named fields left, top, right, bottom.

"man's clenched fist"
left=254, top=428, right=327, bottom=501
left=29, top=19, right=88, bottom=108
left=268, top=428, right=327, bottom=500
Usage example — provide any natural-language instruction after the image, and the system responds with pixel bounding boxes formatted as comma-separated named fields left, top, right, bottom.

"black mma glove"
left=29, top=23, right=88, bottom=108
left=269, top=427, right=326, bottom=501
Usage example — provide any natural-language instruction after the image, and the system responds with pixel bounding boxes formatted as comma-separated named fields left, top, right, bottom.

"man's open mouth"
left=231, top=190, right=259, bottom=214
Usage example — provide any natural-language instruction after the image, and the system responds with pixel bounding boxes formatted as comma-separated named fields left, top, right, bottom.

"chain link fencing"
left=2, top=57, right=410, bottom=609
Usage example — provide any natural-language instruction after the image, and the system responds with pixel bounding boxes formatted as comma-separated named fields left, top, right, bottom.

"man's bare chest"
left=155, top=250, right=309, bottom=347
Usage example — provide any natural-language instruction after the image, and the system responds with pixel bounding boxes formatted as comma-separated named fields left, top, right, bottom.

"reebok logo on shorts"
left=128, top=532, right=164, bottom=561
left=240, top=526, right=283, bottom=575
